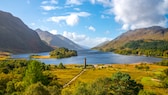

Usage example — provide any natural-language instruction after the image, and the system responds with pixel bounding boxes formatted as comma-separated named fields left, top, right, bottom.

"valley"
left=0, top=6, right=168, bottom=95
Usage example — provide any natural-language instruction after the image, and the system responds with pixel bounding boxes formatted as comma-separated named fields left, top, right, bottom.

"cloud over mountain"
left=63, top=31, right=112, bottom=47
left=112, top=0, right=168, bottom=30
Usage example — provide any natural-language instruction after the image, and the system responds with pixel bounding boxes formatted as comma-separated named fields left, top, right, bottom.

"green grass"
left=141, top=77, right=157, bottom=86
left=49, top=68, right=82, bottom=85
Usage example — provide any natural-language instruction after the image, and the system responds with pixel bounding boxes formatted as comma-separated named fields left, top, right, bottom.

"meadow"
left=51, top=63, right=168, bottom=95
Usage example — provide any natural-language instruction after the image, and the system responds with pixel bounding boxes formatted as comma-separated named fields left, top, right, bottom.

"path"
left=63, top=69, right=86, bottom=88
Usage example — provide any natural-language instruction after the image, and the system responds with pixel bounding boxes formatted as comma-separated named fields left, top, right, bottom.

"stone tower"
left=84, top=58, right=86, bottom=68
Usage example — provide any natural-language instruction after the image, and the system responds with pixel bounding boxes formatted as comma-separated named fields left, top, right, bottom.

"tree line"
left=0, top=60, right=62, bottom=95
left=114, top=40, right=168, bottom=57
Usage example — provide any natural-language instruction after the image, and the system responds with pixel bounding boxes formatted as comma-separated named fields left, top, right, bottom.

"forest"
left=114, top=40, right=168, bottom=57
left=0, top=60, right=62, bottom=95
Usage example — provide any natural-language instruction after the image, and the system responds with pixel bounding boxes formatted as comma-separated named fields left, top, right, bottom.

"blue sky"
left=0, top=0, right=168, bottom=47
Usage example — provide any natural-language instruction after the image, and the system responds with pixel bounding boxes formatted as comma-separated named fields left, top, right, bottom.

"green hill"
left=94, top=26, right=168, bottom=51
left=93, top=26, right=168, bottom=57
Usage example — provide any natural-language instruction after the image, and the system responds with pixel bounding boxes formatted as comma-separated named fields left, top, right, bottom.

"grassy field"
left=50, top=63, right=168, bottom=95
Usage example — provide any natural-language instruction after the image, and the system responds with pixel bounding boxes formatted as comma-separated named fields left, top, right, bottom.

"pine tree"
left=23, top=60, right=44, bottom=86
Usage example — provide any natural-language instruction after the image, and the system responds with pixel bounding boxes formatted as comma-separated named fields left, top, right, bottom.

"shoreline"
left=30, top=55, right=50, bottom=59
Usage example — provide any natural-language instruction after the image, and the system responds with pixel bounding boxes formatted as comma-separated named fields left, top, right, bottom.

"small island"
left=50, top=47, right=77, bottom=59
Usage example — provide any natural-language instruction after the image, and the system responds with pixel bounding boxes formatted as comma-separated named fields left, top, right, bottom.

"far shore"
left=30, top=55, right=50, bottom=59
left=0, top=52, right=11, bottom=60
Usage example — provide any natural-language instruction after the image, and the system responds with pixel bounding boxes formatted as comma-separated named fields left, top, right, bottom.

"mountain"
left=95, top=26, right=168, bottom=51
left=94, top=40, right=110, bottom=48
left=0, top=10, right=53, bottom=53
left=35, top=29, right=83, bottom=50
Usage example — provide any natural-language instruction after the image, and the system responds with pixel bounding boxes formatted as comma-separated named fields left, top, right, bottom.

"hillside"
left=36, top=29, right=83, bottom=50
left=95, top=26, right=168, bottom=51
left=94, top=40, right=110, bottom=47
left=0, top=10, right=53, bottom=53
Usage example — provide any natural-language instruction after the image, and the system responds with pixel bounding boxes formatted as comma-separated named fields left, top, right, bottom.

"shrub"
left=24, top=82, right=50, bottom=95
left=110, top=72, right=143, bottom=95
left=58, top=62, right=65, bottom=69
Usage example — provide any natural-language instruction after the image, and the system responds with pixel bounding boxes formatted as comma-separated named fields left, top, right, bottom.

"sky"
left=0, top=0, right=168, bottom=47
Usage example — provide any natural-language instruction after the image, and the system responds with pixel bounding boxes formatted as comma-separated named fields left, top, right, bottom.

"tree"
left=161, top=69, right=168, bottom=88
left=48, top=86, right=62, bottom=95
left=72, top=78, right=111, bottom=95
left=50, top=48, right=77, bottom=59
left=24, top=82, right=50, bottom=95
left=6, top=81, right=15, bottom=94
left=88, top=78, right=110, bottom=95
left=110, top=72, right=143, bottom=95
left=73, top=82, right=90, bottom=95
left=23, top=60, right=45, bottom=86
left=58, top=62, right=65, bottom=69
left=138, top=90, right=156, bottom=95
left=145, top=66, right=150, bottom=71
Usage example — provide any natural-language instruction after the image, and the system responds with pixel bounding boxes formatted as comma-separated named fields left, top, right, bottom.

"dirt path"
left=63, top=69, right=86, bottom=88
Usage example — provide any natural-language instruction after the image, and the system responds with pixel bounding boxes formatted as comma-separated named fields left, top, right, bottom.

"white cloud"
left=122, top=24, right=129, bottom=30
left=83, top=37, right=112, bottom=47
left=160, top=0, right=168, bottom=14
left=66, top=14, right=79, bottom=26
left=88, top=26, right=96, bottom=32
left=63, top=31, right=112, bottom=47
left=112, top=0, right=168, bottom=30
left=63, top=31, right=87, bottom=42
left=41, top=6, right=59, bottom=11
left=49, top=30, right=58, bottom=35
left=66, top=0, right=82, bottom=5
left=47, top=12, right=90, bottom=26
left=90, top=0, right=96, bottom=4
left=41, top=0, right=58, bottom=4
left=48, top=16, right=67, bottom=23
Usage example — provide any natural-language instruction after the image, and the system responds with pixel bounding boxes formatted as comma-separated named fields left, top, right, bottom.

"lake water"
left=11, top=49, right=163, bottom=64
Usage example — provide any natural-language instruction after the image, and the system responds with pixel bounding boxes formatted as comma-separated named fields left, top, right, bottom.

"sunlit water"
left=11, top=49, right=163, bottom=64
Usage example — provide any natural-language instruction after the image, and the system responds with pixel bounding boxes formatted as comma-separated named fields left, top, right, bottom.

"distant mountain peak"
left=35, top=28, right=43, bottom=32
left=35, top=29, right=83, bottom=50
